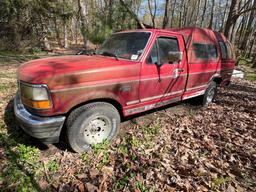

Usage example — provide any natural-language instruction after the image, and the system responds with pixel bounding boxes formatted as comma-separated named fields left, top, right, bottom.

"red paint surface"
left=18, top=28, right=235, bottom=117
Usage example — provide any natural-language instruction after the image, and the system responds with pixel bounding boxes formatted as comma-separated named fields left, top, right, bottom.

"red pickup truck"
left=14, top=27, right=235, bottom=152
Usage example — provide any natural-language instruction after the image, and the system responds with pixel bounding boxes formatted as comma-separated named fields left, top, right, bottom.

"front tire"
left=66, top=102, right=120, bottom=153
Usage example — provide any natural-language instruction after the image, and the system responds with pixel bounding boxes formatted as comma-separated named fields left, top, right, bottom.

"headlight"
left=20, top=82, right=52, bottom=109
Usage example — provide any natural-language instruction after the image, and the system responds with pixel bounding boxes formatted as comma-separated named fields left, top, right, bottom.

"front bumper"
left=14, top=94, right=66, bottom=143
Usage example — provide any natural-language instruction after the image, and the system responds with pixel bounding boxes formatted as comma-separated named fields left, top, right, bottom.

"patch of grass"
left=46, top=160, right=59, bottom=172
left=131, top=136, right=142, bottom=148
left=237, top=56, right=252, bottom=66
left=241, top=172, right=256, bottom=188
left=0, top=50, right=41, bottom=64
left=16, top=144, right=39, bottom=160
left=99, top=152, right=110, bottom=167
left=135, top=181, right=149, bottom=192
left=142, top=122, right=161, bottom=136
left=1, top=143, right=43, bottom=191
left=91, top=139, right=110, bottom=155
left=245, top=74, right=256, bottom=81
left=115, top=175, right=130, bottom=190
left=211, top=176, right=231, bottom=190
left=81, top=152, right=90, bottom=162
left=115, top=172, right=136, bottom=190
left=0, top=72, right=16, bottom=78
left=118, top=144, right=129, bottom=155
left=0, top=84, right=8, bottom=91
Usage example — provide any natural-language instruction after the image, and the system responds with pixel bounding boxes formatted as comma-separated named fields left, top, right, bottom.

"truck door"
left=139, top=33, right=187, bottom=106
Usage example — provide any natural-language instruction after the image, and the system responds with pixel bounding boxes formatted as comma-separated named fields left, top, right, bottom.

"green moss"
left=246, top=74, right=256, bottom=81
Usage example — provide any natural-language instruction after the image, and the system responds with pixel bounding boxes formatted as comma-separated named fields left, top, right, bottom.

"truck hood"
left=18, top=55, right=139, bottom=90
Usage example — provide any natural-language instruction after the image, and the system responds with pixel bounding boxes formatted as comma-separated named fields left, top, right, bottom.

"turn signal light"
left=21, top=97, right=51, bottom=109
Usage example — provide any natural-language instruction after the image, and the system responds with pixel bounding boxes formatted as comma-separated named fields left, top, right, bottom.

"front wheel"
left=66, top=102, right=120, bottom=153
left=202, top=81, right=217, bottom=106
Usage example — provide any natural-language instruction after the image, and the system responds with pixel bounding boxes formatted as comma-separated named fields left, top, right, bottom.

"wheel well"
left=66, top=98, right=123, bottom=118
left=212, top=77, right=222, bottom=85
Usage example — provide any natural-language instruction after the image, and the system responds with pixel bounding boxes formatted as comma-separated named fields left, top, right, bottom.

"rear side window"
left=219, top=41, right=227, bottom=60
left=193, top=43, right=218, bottom=60
left=147, top=37, right=179, bottom=64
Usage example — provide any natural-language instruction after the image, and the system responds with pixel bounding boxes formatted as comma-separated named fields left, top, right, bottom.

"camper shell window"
left=193, top=43, right=218, bottom=60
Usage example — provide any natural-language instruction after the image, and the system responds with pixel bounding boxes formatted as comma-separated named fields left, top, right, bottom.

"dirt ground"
left=0, top=59, right=255, bottom=192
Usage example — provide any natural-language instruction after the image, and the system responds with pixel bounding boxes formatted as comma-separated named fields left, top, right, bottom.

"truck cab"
left=14, top=27, right=235, bottom=153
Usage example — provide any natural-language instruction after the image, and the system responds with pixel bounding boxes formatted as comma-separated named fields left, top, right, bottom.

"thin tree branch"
left=119, top=0, right=145, bottom=29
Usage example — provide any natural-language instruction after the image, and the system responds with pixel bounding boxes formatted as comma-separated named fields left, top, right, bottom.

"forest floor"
left=0, top=54, right=255, bottom=192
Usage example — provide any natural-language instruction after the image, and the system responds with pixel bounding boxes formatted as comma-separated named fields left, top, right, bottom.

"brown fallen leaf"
left=89, top=168, right=100, bottom=179
left=85, top=182, right=98, bottom=192
left=101, top=166, right=114, bottom=177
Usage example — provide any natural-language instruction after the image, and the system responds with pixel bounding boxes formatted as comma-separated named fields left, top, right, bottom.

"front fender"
left=51, top=88, right=124, bottom=115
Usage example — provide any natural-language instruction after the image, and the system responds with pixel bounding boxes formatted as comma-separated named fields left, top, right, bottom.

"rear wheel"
left=202, top=81, right=217, bottom=106
left=66, top=102, right=120, bottom=153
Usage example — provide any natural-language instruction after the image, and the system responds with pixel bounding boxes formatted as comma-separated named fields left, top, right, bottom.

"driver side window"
left=147, top=37, right=179, bottom=64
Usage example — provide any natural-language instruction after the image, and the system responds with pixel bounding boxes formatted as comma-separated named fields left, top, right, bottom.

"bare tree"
left=119, top=0, right=145, bottom=29
left=240, top=0, right=256, bottom=51
left=195, top=0, right=201, bottom=26
left=162, top=0, right=171, bottom=28
left=78, top=0, right=89, bottom=48
left=147, top=0, right=157, bottom=28
left=170, top=0, right=177, bottom=27
left=201, top=0, right=207, bottom=27
left=220, top=0, right=229, bottom=32
left=224, top=0, right=256, bottom=41
left=208, top=0, right=215, bottom=29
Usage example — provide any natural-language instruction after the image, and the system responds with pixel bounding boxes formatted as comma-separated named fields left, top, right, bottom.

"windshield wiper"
left=100, top=51, right=119, bottom=60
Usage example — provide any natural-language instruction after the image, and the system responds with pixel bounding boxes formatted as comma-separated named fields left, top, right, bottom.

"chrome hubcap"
left=83, top=116, right=111, bottom=144
left=206, top=87, right=215, bottom=104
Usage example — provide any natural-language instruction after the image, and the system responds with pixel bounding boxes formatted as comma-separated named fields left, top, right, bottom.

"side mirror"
left=167, top=51, right=183, bottom=63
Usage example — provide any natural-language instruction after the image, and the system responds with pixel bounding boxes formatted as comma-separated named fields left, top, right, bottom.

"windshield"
left=97, top=32, right=151, bottom=60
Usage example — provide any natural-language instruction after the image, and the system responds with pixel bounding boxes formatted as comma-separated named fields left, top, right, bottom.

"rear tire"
left=202, top=81, right=217, bottom=106
left=66, top=102, right=120, bottom=153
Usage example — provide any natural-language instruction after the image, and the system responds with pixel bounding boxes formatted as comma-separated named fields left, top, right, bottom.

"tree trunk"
left=162, top=0, right=170, bottom=29
left=238, top=16, right=246, bottom=44
left=220, top=0, right=229, bottom=32
left=64, top=22, right=68, bottom=48
left=170, top=0, right=177, bottom=28
left=208, top=0, right=215, bottom=29
left=43, top=36, right=51, bottom=51
left=183, top=0, right=189, bottom=26
left=224, top=0, right=240, bottom=40
left=148, top=0, right=157, bottom=28
left=230, top=18, right=240, bottom=44
left=240, top=0, right=256, bottom=51
left=107, top=0, right=114, bottom=28
left=253, top=56, right=256, bottom=68
left=40, top=16, right=51, bottom=51
left=179, top=0, right=184, bottom=27
left=53, top=17, right=62, bottom=47
left=195, top=0, right=201, bottom=26
left=78, top=0, right=89, bottom=49
left=201, top=0, right=207, bottom=27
